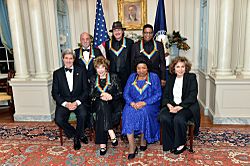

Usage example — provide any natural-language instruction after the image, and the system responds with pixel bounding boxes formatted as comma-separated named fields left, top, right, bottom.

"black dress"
left=89, top=73, right=123, bottom=144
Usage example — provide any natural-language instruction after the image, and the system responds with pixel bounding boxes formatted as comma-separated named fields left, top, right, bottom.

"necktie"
left=83, top=48, right=90, bottom=52
left=65, top=68, right=72, bottom=73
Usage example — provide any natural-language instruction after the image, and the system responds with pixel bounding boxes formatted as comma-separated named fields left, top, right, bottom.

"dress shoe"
left=73, top=137, right=81, bottom=150
left=128, top=147, right=138, bottom=160
left=111, top=137, right=118, bottom=146
left=174, top=146, right=187, bottom=155
left=100, top=147, right=107, bottom=155
left=170, top=149, right=176, bottom=153
left=163, top=147, right=175, bottom=153
left=80, top=135, right=88, bottom=144
left=140, top=144, right=147, bottom=151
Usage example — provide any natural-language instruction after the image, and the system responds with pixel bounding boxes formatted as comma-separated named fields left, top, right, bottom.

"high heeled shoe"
left=100, top=147, right=107, bottom=156
left=140, top=143, right=147, bottom=151
left=111, top=137, right=118, bottom=146
left=128, top=147, right=138, bottom=160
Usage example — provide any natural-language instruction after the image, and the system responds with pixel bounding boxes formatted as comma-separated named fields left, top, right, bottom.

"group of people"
left=52, top=21, right=200, bottom=160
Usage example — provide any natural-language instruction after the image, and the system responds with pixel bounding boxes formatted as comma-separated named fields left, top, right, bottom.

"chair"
left=160, top=119, right=195, bottom=153
left=0, top=70, right=15, bottom=116
left=59, top=112, right=95, bottom=146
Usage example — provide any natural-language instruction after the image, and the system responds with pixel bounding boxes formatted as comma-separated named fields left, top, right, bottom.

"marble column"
left=242, top=0, right=250, bottom=78
left=215, top=0, right=235, bottom=77
left=7, top=0, right=29, bottom=79
left=28, top=0, right=49, bottom=78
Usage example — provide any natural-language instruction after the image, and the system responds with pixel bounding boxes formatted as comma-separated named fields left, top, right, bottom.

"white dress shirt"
left=61, top=66, right=81, bottom=107
left=83, top=46, right=90, bottom=69
left=173, top=76, right=183, bottom=105
left=65, top=67, right=73, bottom=92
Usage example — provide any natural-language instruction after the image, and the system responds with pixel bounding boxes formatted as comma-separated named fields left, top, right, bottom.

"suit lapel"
left=182, top=73, right=188, bottom=97
left=169, top=75, right=176, bottom=100
left=72, top=67, right=79, bottom=93
left=60, top=68, right=71, bottom=93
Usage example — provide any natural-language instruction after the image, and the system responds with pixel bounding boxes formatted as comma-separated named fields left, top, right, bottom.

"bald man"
left=74, top=32, right=102, bottom=79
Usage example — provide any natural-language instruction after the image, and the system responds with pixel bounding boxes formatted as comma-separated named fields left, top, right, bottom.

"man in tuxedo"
left=131, top=24, right=166, bottom=87
left=52, top=48, right=89, bottom=150
left=74, top=32, right=102, bottom=80
left=74, top=32, right=102, bottom=129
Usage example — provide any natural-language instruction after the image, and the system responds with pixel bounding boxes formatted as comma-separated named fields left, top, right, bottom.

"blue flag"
left=153, top=0, right=169, bottom=79
left=93, top=0, right=109, bottom=56
left=153, top=0, right=167, bottom=36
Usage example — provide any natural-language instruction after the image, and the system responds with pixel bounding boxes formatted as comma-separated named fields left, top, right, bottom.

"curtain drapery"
left=0, top=0, right=13, bottom=53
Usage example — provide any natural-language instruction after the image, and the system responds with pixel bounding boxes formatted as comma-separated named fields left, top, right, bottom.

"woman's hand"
left=130, top=102, right=137, bottom=109
left=167, top=104, right=174, bottom=113
left=130, top=101, right=146, bottom=110
left=174, top=106, right=183, bottom=112
left=136, top=101, right=146, bottom=109
left=169, top=105, right=183, bottom=113
left=100, top=92, right=113, bottom=101
left=168, top=104, right=179, bottom=113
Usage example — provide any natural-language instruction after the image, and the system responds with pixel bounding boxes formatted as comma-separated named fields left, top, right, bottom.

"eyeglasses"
left=143, top=32, right=153, bottom=35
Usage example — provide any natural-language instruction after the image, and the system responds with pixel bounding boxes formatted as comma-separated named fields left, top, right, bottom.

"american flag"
left=94, top=0, right=109, bottom=57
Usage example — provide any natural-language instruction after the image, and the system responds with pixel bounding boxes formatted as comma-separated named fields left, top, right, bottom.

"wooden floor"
left=0, top=108, right=249, bottom=129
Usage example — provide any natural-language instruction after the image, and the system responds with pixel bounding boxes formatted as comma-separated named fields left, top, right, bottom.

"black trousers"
left=159, top=107, right=193, bottom=150
left=55, top=104, right=87, bottom=139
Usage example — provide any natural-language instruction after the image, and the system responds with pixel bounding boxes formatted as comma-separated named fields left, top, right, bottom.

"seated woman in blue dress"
left=122, top=56, right=162, bottom=160
left=89, top=56, right=123, bottom=155
left=159, top=56, right=200, bottom=155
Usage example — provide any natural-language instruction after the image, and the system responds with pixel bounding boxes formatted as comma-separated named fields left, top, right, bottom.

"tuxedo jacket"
left=162, top=73, right=200, bottom=134
left=131, top=40, right=166, bottom=80
left=74, top=47, right=102, bottom=79
left=52, top=65, right=88, bottom=108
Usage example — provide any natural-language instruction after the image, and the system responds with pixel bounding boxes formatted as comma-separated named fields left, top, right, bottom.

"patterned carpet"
left=0, top=122, right=249, bottom=166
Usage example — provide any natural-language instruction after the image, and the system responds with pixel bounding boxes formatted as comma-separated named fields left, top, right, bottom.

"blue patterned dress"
left=122, top=72, right=162, bottom=143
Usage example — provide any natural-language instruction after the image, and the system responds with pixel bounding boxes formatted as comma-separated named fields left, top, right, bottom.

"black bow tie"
left=82, top=48, right=90, bottom=52
left=65, top=68, right=73, bottom=73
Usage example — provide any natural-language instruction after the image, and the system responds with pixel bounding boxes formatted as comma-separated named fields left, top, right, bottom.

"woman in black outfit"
left=159, top=56, right=200, bottom=155
left=90, top=56, right=123, bottom=155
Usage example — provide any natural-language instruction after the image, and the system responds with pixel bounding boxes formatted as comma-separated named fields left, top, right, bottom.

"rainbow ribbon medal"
left=79, top=46, right=95, bottom=68
left=95, top=73, right=111, bottom=93
left=132, top=73, right=151, bottom=94
left=109, top=38, right=126, bottom=56
left=140, top=40, right=158, bottom=59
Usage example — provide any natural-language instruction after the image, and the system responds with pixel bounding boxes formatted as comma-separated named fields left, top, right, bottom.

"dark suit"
left=159, top=73, right=200, bottom=150
left=131, top=40, right=166, bottom=81
left=105, top=37, right=134, bottom=90
left=74, top=47, right=102, bottom=79
left=52, top=65, right=89, bottom=139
